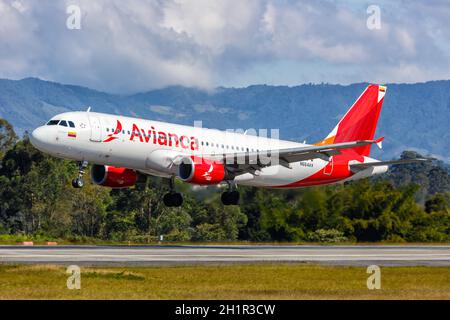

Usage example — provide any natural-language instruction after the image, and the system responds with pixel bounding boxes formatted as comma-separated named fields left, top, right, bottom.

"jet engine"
left=178, top=156, right=226, bottom=185
left=91, top=164, right=137, bottom=188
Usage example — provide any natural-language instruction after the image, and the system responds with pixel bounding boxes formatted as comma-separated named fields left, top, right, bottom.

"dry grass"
left=0, top=263, right=449, bottom=300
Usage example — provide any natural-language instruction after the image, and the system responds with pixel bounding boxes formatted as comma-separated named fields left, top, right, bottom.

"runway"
left=1, top=245, right=450, bottom=266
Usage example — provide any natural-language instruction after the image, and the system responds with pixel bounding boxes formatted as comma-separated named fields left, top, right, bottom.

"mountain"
left=0, top=77, right=449, bottom=162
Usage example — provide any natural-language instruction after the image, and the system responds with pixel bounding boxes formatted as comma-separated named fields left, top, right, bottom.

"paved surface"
left=1, top=245, right=449, bottom=266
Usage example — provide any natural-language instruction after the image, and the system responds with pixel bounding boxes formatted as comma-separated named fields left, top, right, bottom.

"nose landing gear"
left=163, top=176, right=183, bottom=207
left=72, top=160, right=88, bottom=189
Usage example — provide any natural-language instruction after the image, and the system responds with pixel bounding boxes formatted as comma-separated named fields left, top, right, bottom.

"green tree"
left=0, top=118, right=17, bottom=159
left=425, top=193, right=450, bottom=213
left=259, top=192, right=305, bottom=241
left=386, top=151, right=450, bottom=201
left=70, top=181, right=112, bottom=238
left=0, top=138, right=73, bottom=235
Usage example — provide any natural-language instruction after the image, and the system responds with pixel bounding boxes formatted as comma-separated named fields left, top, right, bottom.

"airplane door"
left=323, top=156, right=334, bottom=175
left=88, top=115, right=102, bottom=142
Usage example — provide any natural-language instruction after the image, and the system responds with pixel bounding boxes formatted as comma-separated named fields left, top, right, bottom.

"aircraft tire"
left=221, top=191, right=239, bottom=205
left=72, top=178, right=84, bottom=188
left=163, top=192, right=183, bottom=207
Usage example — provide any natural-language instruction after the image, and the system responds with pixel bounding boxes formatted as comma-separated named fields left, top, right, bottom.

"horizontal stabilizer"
left=350, top=158, right=431, bottom=172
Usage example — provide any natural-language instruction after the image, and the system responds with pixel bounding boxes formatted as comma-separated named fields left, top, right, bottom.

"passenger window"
left=68, top=121, right=75, bottom=128
left=59, top=120, right=68, bottom=127
left=47, top=120, right=60, bottom=126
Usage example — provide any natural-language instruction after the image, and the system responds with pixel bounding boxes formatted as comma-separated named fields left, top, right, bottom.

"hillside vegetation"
left=1, top=78, right=450, bottom=161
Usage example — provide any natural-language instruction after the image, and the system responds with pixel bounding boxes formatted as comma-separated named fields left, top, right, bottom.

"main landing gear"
left=221, top=182, right=240, bottom=206
left=163, top=176, right=183, bottom=207
left=72, top=160, right=88, bottom=189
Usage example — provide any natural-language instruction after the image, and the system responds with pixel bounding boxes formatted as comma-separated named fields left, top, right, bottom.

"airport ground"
left=0, top=244, right=449, bottom=299
left=0, top=263, right=449, bottom=299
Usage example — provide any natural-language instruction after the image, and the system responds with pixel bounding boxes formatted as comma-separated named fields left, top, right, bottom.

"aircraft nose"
left=30, top=126, right=52, bottom=151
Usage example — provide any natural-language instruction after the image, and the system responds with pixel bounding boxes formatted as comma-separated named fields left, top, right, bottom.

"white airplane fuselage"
left=30, top=110, right=386, bottom=188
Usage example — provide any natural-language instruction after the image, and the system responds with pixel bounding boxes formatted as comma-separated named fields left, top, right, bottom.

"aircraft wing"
left=349, top=158, right=432, bottom=172
left=206, top=139, right=382, bottom=175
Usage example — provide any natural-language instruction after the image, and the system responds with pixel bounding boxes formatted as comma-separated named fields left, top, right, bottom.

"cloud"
left=0, top=0, right=449, bottom=92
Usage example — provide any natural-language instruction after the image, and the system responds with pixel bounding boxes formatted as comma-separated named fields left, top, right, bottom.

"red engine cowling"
left=91, top=164, right=137, bottom=188
left=178, top=156, right=225, bottom=185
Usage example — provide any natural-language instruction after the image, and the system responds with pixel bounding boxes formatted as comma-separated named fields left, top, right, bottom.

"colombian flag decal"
left=379, top=86, right=386, bottom=92
left=68, top=132, right=77, bottom=138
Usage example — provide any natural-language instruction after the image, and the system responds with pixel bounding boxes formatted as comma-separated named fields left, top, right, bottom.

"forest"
left=0, top=118, right=449, bottom=243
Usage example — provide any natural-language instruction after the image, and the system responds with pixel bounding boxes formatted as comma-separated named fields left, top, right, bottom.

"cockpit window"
left=46, top=119, right=75, bottom=127
left=47, top=120, right=60, bottom=126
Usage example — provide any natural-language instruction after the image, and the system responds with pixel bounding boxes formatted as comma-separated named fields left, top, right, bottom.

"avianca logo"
left=103, top=120, right=199, bottom=151
left=103, top=120, right=122, bottom=142
left=202, top=164, right=213, bottom=181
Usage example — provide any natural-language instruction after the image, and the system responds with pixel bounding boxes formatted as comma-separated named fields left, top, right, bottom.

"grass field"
left=0, top=263, right=449, bottom=299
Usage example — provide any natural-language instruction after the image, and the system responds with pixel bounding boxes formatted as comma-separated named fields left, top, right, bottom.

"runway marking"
left=3, top=254, right=450, bottom=258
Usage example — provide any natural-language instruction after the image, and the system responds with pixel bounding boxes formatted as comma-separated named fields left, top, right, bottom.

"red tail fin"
left=315, top=84, right=386, bottom=156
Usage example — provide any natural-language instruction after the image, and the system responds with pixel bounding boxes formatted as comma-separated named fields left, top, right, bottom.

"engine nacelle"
left=91, top=164, right=137, bottom=188
left=178, top=156, right=225, bottom=185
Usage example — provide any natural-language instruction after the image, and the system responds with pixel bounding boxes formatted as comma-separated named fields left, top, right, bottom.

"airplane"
left=30, top=84, right=427, bottom=207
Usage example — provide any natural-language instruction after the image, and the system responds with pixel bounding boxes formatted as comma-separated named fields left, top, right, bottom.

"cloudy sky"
left=0, top=0, right=449, bottom=93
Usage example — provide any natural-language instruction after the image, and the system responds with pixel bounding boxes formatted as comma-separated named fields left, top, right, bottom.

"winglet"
left=374, top=136, right=384, bottom=149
